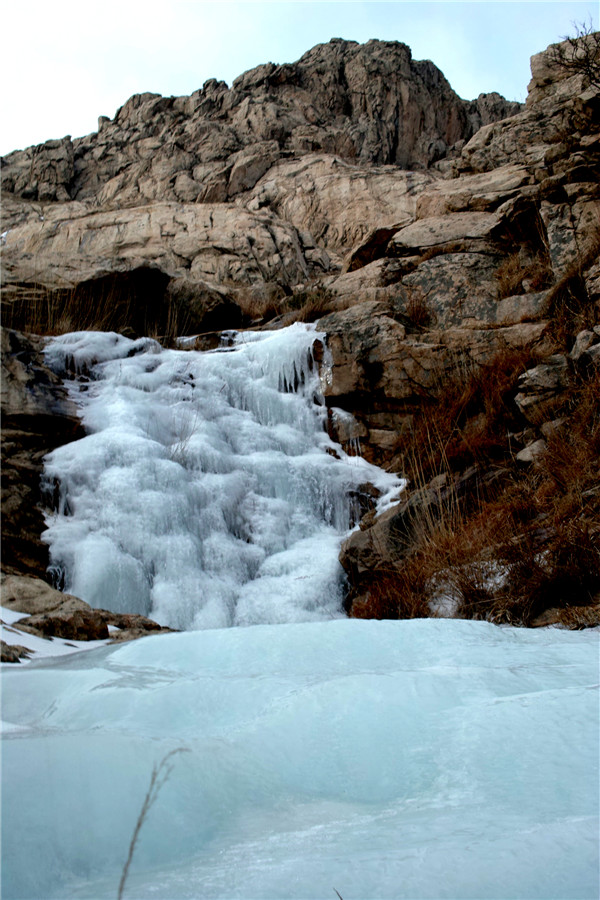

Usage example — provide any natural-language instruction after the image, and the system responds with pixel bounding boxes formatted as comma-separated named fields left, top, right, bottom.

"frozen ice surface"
left=42, top=327, right=403, bottom=630
left=7, top=328, right=593, bottom=899
left=2, top=619, right=598, bottom=900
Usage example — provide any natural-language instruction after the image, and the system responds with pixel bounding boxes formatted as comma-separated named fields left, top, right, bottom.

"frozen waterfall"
left=42, top=325, right=403, bottom=629
left=2, top=327, right=598, bottom=900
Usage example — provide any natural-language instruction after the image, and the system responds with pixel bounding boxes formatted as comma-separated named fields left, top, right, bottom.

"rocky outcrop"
left=2, top=39, right=515, bottom=203
left=309, top=39, right=599, bottom=628
left=315, top=37, right=599, bottom=467
left=319, top=297, right=551, bottom=464
left=1, top=39, right=519, bottom=332
left=2, top=39, right=595, bottom=333
left=1, top=327, right=84, bottom=577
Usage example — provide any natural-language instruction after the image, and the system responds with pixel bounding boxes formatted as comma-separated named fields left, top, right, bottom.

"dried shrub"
left=404, top=286, right=436, bottom=330
left=550, top=22, right=600, bottom=91
left=500, top=521, right=600, bottom=623
left=495, top=253, right=553, bottom=300
left=355, top=455, right=598, bottom=626
left=351, top=484, right=506, bottom=622
left=1, top=269, right=189, bottom=344
left=351, top=359, right=600, bottom=627
left=234, top=285, right=335, bottom=326
left=349, top=572, right=428, bottom=620
left=397, top=345, right=537, bottom=483
left=234, top=285, right=288, bottom=324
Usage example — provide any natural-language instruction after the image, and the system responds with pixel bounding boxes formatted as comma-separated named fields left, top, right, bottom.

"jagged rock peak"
left=1, top=37, right=520, bottom=205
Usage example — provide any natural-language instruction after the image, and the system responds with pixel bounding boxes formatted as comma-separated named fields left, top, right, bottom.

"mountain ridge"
left=1, top=37, right=520, bottom=206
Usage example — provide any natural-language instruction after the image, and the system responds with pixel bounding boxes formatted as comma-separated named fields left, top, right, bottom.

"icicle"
left=42, top=325, right=404, bottom=630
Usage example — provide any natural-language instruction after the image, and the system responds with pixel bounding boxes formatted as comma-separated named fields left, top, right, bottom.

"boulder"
left=13, top=609, right=111, bottom=641
left=570, top=329, right=598, bottom=361
left=2, top=572, right=174, bottom=644
left=516, top=438, right=548, bottom=465
left=228, top=141, right=280, bottom=196
left=388, top=211, right=506, bottom=255
left=514, top=354, right=571, bottom=422
left=10, top=607, right=173, bottom=643
left=0, top=573, right=88, bottom=616
left=495, top=292, right=549, bottom=325
left=1, top=641, right=33, bottom=663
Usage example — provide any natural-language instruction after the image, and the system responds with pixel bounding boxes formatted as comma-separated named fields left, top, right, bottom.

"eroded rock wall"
left=1, top=38, right=519, bottom=318
left=316, top=37, right=599, bottom=465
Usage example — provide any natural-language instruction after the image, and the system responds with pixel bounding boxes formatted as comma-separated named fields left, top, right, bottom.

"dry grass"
left=494, top=253, right=553, bottom=300
left=285, top=286, right=335, bottom=323
left=235, top=285, right=335, bottom=326
left=235, top=285, right=288, bottom=323
left=350, top=356, right=600, bottom=626
left=1, top=268, right=189, bottom=344
left=350, top=569, right=430, bottom=620
left=395, top=345, right=537, bottom=483
left=118, top=749, right=189, bottom=900
left=404, top=285, right=436, bottom=331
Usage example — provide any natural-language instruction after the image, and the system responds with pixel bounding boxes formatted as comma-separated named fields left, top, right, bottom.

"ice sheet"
left=2, top=619, right=598, bottom=900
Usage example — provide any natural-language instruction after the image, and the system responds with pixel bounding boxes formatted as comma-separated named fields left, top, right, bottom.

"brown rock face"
left=1, top=328, right=85, bottom=578
left=2, top=39, right=513, bottom=205
left=1, top=39, right=520, bottom=333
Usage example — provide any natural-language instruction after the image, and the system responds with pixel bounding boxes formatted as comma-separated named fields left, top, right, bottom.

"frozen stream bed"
left=1, top=327, right=598, bottom=898
left=2, top=618, right=598, bottom=900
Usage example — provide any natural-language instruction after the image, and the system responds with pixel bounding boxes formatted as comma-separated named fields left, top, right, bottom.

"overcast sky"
left=1, top=1, right=597, bottom=156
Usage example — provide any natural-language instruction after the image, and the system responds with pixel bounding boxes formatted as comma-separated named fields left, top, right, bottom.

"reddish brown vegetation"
left=350, top=355, right=600, bottom=627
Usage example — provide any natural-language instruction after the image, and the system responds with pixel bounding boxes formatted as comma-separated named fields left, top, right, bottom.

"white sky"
left=1, top=1, right=598, bottom=156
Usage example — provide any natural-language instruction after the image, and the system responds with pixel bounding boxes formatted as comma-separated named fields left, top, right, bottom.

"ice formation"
left=2, top=326, right=597, bottom=900
left=2, top=620, right=598, bottom=899
left=41, top=326, right=403, bottom=630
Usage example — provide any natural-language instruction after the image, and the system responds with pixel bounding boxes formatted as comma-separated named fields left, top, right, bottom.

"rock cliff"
left=1, top=34, right=599, bottom=632
left=1, top=39, right=518, bottom=329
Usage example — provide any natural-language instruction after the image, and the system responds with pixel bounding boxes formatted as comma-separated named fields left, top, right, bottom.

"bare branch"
left=117, top=748, right=190, bottom=900
left=550, top=21, right=600, bottom=91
